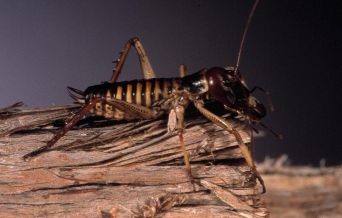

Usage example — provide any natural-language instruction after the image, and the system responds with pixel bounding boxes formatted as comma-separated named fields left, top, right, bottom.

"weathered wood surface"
left=260, top=156, right=342, bottom=218
left=0, top=104, right=268, bottom=218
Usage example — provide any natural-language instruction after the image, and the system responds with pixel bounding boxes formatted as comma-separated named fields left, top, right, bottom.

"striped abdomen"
left=84, top=78, right=181, bottom=119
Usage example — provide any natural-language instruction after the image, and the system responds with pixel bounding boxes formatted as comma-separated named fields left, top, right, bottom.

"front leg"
left=192, top=99, right=266, bottom=193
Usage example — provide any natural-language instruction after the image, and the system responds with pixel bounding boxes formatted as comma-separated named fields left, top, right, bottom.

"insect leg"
left=105, top=98, right=162, bottom=120
left=166, top=93, right=193, bottom=181
left=23, top=98, right=101, bottom=160
left=110, top=39, right=134, bottom=83
left=175, top=105, right=192, bottom=177
left=133, top=38, right=156, bottom=80
left=168, top=104, right=192, bottom=178
left=110, top=37, right=156, bottom=83
left=192, top=100, right=266, bottom=193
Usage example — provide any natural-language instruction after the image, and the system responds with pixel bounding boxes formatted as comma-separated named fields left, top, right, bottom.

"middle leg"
left=167, top=94, right=192, bottom=178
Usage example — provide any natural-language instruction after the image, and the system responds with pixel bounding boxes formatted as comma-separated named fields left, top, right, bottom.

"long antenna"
left=234, top=0, right=260, bottom=75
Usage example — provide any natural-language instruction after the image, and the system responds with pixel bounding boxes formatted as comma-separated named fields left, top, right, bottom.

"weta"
left=24, top=0, right=271, bottom=193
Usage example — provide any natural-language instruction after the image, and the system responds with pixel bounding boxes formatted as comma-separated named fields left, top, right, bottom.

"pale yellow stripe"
left=95, top=93, right=103, bottom=116
left=154, top=80, right=160, bottom=101
left=136, top=82, right=142, bottom=105
left=126, top=84, right=132, bottom=103
left=104, top=104, right=113, bottom=118
left=104, top=89, right=113, bottom=117
left=145, top=80, right=151, bottom=107
left=116, top=86, right=122, bottom=100
left=106, top=89, right=112, bottom=99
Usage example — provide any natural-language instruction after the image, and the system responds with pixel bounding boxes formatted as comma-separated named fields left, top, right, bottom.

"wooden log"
left=0, top=103, right=268, bottom=217
left=260, top=156, right=342, bottom=218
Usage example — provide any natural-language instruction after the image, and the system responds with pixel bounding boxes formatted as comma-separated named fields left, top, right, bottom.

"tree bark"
left=0, top=103, right=268, bottom=218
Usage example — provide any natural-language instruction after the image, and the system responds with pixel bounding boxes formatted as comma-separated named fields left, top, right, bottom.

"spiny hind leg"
left=24, top=97, right=159, bottom=160
left=110, top=37, right=156, bottom=83
left=23, top=98, right=101, bottom=160
left=133, top=38, right=156, bottom=79
left=192, top=99, right=266, bottom=193
left=105, top=98, right=161, bottom=120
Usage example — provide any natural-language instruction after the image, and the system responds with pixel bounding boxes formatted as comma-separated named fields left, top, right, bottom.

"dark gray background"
left=0, top=0, right=340, bottom=165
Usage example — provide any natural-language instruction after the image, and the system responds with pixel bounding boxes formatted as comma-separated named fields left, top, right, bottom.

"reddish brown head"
left=204, top=67, right=266, bottom=121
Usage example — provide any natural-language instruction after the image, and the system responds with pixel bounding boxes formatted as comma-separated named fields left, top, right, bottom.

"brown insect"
left=24, top=0, right=273, bottom=193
